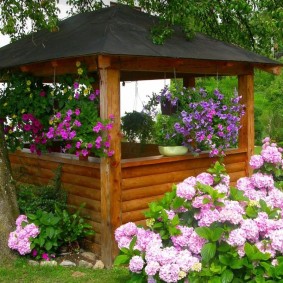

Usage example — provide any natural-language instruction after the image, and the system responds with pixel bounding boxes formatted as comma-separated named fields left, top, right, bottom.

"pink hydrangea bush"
left=115, top=140, right=283, bottom=282
left=8, top=215, right=40, bottom=255
left=250, top=137, right=283, bottom=187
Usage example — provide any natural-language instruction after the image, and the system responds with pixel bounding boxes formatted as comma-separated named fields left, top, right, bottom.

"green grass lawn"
left=0, top=258, right=130, bottom=283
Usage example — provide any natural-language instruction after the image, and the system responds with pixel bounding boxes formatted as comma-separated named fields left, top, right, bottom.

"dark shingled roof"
left=0, top=4, right=280, bottom=69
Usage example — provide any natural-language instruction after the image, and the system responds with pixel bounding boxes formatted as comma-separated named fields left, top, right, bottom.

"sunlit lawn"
left=0, top=257, right=130, bottom=283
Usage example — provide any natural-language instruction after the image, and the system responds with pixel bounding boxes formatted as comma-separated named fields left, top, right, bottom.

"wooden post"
left=183, top=76, right=196, bottom=88
left=238, top=74, right=254, bottom=176
left=98, top=55, right=122, bottom=267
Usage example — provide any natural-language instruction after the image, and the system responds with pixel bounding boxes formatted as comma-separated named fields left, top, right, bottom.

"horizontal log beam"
left=115, top=56, right=254, bottom=76
left=6, top=55, right=259, bottom=79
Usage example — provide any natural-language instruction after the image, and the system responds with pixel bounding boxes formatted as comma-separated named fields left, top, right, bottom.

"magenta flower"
left=76, top=141, right=82, bottom=149
left=65, top=143, right=72, bottom=149
left=74, top=120, right=81, bottom=127
left=22, top=114, right=29, bottom=121
left=81, top=149, right=89, bottom=156
left=42, top=253, right=50, bottom=261
left=75, top=108, right=80, bottom=116
left=73, top=82, right=79, bottom=89
left=107, top=150, right=114, bottom=156
left=39, top=90, right=46, bottom=97
left=75, top=92, right=80, bottom=99
left=32, top=249, right=37, bottom=257
left=24, top=124, right=32, bottom=131
left=55, top=112, right=61, bottom=119
left=89, top=93, right=95, bottom=101
left=93, top=122, right=103, bottom=133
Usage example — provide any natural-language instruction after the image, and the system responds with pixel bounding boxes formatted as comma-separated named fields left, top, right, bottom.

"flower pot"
left=161, top=99, right=178, bottom=115
left=158, top=145, right=188, bottom=156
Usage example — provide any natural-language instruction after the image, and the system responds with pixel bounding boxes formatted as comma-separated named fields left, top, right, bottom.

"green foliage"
left=28, top=210, right=63, bottom=256
left=119, top=0, right=283, bottom=55
left=0, top=0, right=59, bottom=41
left=153, top=114, right=185, bottom=146
left=121, top=111, right=154, bottom=144
left=28, top=205, right=95, bottom=258
left=0, top=72, right=55, bottom=152
left=55, top=205, right=95, bottom=245
left=17, top=165, right=67, bottom=214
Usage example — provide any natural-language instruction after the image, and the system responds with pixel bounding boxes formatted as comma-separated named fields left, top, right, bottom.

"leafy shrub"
left=28, top=210, right=62, bottom=257
left=9, top=206, right=95, bottom=260
left=54, top=205, right=95, bottom=248
left=16, top=165, right=67, bottom=214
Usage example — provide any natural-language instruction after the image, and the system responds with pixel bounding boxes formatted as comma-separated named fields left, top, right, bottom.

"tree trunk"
left=0, top=121, right=19, bottom=262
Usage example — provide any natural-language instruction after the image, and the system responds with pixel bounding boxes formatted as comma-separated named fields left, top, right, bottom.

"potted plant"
left=0, top=61, right=115, bottom=158
left=121, top=111, right=154, bottom=144
left=153, top=114, right=188, bottom=156
left=144, top=85, right=245, bottom=157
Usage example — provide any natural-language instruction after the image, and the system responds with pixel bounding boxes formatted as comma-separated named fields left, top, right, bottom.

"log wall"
left=9, top=150, right=102, bottom=256
left=121, top=148, right=248, bottom=225
left=9, top=148, right=248, bottom=261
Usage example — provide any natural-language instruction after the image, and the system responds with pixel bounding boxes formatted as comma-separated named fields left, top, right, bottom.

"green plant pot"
left=158, top=145, right=188, bottom=156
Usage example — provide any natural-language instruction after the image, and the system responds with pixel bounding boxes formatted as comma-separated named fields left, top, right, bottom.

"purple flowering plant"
left=144, top=86, right=245, bottom=156
left=114, top=139, right=283, bottom=282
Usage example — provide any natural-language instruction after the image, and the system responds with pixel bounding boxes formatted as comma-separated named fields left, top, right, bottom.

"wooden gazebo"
left=0, top=4, right=281, bottom=266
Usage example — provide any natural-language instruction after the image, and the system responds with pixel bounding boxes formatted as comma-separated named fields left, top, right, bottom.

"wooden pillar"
left=98, top=55, right=121, bottom=267
left=183, top=76, right=196, bottom=88
left=238, top=74, right=254, bottom=176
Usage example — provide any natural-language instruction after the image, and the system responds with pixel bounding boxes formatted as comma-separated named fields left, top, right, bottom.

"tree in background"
left=0, top=0, right=282, bottom=55
left=0, top=123, right=19, bottom=262
left=262, top=67, right=283, bottom=142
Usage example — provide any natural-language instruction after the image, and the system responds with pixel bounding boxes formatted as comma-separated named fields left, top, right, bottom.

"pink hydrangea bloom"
left=159, top=263, right=180, bottom=283
left=240, top=219, right=259, bottom=243
left=158, top=246, right=179, bottom=265
left=171, top=226, right=193, bottom=249
left=8, top=215, right=40, bottom=256
left=256, top=241, right=276, bottom=258
left=261, top=145, right=282, bottom=164
left=129, top=256, right=144, bottom=273
left=249, top=155, right=264, bottom=169
left=176, top=182, right=196, bottom=200
left=196, top=172, right=214, bottom=186
left=165, top=209, right=176, bottom=220
left=175, top=250, right=200, bottom=273
left=251, top=173, right=274, bottom=190
left=115, top=222, right=137, bottom=242
left=219, top=200, right=244, bottom=225
left=187, top=231, right=206, bottom=255
left=227, top=228, right=246, bottom=247
left=197, top=207, right=220, bottom=227
left=269, top=229, right=283, bottom=253
left=145, top=261, right=160, bottom=276
left=16, top=215, right=28, bottom=227
left=236, top=177, right=255, bottom=191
